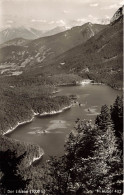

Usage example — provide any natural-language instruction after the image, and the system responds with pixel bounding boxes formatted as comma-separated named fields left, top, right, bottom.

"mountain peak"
left=110, top=6, right=123, bottom=24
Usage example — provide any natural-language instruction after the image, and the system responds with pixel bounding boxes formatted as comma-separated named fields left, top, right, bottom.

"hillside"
left=0, top=27, right=44, bottom=44
left=0, top=23, right=106, bottom=76
left=40, top=7, right=123, bottom=89
left=0, top=38, right=31, bottom=48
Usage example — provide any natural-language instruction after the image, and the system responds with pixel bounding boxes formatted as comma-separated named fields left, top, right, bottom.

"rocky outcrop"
left=110, top=6, right=123, bottom=24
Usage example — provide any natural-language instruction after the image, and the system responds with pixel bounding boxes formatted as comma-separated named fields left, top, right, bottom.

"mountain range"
left=0, top=27, right=43, bottom=44
left=0, top=22, right=106, bottom=75
left=0, top=6, right=123, bottom=89
left=41, top=6, right=123, bottom=89
left=0, top=26, right=68, bottom=44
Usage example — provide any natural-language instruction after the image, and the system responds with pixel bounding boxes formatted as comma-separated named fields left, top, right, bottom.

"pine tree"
left=64, top=120, right=98, bottom=193
left=110, top=96, right=123, bottom=192
left=94, top=103, right=122, bottom=193
left=110, top=96, right=123, bottom=139
left=95, top=104, right=113, bottom=131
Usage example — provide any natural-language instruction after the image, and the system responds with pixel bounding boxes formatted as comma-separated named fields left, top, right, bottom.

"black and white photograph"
left=0, top=0, right=123, bottom=194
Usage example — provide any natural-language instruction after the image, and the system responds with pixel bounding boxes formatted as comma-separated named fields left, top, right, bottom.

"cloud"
left=119, top=0, right=124, bottom=5
left=1, top=0, right=122, bottom=31
left=76, top=18, right=87, bottom=23
left=63, top=10, right=70, bottom=14
left=90, top=3, right=98, bottom=7
left=7, top=20, right=14, bottom=24
left=69, top=14, right=102, bottom=27
left=108, top=4, right=119, bottom=9
left=31, top=19, right=46, bottom=23
left=31, top=19, right=66, bottom=26
left=68, top=18, right=87, bottom=27
left=56, top=19, right=66, bottom=26
left=48, top=20, right=66, bottom=26
left=88, top=14, right=98, bottom=21
left=105, top=15, right=110, bottom=19
left=101, top=4, right=120, bottom=10
left=49, top=21, right=55, bottom=24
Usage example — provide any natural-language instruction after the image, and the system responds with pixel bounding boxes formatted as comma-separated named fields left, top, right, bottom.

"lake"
left=7, top=83, right=122, bottom=161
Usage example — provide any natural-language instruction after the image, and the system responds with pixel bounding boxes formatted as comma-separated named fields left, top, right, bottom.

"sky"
left=0, top=0, right=123, bottom=30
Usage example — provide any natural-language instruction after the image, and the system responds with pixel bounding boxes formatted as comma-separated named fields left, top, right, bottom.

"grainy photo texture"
left=0, top=0, right=123, bottom=194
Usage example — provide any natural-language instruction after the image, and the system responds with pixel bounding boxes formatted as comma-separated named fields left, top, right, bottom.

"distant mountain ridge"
left=43, top=26, right=68, bottom=37
left=0, top=26, right=69, bottom=44
left=0, top=22, right=106, bottom=76
left=0, top=27, right=44, bottom=44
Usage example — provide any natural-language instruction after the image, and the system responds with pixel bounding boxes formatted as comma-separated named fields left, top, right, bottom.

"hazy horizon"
left=0, top=0, right=123, bottom=31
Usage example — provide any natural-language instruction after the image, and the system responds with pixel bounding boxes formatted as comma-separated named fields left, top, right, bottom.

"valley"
left=0, top=5, right=123, bottom=194
left=0, top=23, right=106, bottom=76
left=0, top=11, right=122, bottom=90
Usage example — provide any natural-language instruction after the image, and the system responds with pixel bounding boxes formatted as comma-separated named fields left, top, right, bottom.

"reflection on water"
left=7, top=84, right=122, bottom=159
left=45, top=120, right=68, bottom=131
left=28, top=120, right=68, bottom=135
left=28, top=130, right=64, bottom=135
left=84, top=106, right=100, bottom=116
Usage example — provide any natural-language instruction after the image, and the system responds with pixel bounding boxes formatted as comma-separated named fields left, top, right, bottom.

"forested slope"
left=0, top=23, right=106, bottom=76
left=0, top=81, right=71, bottom=135
left=40, top=9, right=123, bottom=89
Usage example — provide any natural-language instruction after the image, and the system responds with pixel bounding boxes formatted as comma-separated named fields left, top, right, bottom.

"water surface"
left=7, top=84, right=122, bottom=160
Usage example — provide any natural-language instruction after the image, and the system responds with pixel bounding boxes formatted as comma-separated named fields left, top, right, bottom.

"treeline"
left=86, top=67, right=123, bottom=90
left=31, top=95, right=70, bottom=114
left=0, top=72, right=82, bottom=88
left=0, top=72, right=72, bottom=135
left=0, top=85, right=70, bottom=134
left=48, top=74, right=82, bottom=86
left=0, top=73, right=81, bottom=135
left=0, top=86, right=32, bottom=135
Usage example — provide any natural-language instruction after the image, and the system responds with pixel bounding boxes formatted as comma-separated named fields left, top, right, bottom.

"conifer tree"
left=94, top=103, right=122, bottom=193
left=110, top=96, right=123, bottom=139
left=95, top=104, right=113, bottom=131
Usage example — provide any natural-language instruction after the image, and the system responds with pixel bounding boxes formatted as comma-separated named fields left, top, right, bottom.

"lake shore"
left=2, top=104, right=72, bottom=165
left=3, top=104, right=72, bottom=136
left=29, top=149, right=44, bottom=166
left=3, top=82, right=122, bottom=166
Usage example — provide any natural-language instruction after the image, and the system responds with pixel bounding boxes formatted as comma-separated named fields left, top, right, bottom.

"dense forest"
left=0, top=74, right=72, bottom=135
left=0, top=96, right=123, bottom=194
